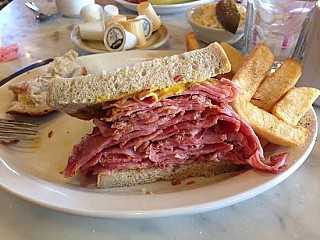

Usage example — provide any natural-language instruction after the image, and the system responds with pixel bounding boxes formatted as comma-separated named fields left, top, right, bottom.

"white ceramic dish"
left=0, top=50, right=317, bottom=219
left=186, top=4, right=244, bottom=44
left=71, top=23, right=170, bottom=53
left=115, top=0, right=213, bottom=15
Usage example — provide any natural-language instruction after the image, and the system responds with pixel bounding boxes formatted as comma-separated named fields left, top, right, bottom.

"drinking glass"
left=243, top=0, right=317, bottom=64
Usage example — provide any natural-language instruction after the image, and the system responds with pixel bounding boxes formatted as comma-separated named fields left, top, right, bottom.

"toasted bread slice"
left=216, top=42, right=246, bottom=80
left=220, top=42, right=245, bottom=74
left=7, top=50, right=84, bottom=116
left=251, top=59, right=302, bottom=112
left=271, top=87, right=320, bottom=125
left=186, top=32, right=200, bottom=51
left=232, top=43, right=274, bottom=101
left=231, top=96, right=309, bottom=146
left=47, top=43, right=231, bottom=120
left=97, top=160, right=244, bottom=188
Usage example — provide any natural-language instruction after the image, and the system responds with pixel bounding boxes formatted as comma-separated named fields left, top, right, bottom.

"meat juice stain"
left=48, top=130, right=53, bottom=138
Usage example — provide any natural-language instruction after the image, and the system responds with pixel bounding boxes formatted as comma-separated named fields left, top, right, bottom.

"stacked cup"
left=137, top=2, right=161, bottom=32
left=80, top=3, right=103, bottom=22
left=104, top=23, right=138, bottom=52
left=79, top=4, right=105, bottom=41
left=104, top=5, right=120, bottom=26
left=122, top=19, right=147, bottom=48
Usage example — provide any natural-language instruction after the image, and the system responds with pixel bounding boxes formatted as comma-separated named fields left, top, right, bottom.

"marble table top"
left=0, top=0, right=191, bottom=80
left=0, top=0, right=319, bottom=239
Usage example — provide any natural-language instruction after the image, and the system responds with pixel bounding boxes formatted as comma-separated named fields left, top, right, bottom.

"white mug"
left=55, top=0, right=95, bottom=17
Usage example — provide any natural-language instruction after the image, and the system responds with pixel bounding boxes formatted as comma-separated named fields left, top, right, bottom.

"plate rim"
left=115, top=0, right=215, bottom=14
left=0, top=50, right=318, bottom=219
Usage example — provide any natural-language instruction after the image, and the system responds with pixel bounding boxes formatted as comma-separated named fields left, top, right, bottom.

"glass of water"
left=243, top=0, right=317, bottom=64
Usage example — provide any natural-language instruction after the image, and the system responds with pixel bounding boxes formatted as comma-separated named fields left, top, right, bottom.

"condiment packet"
left=0, top=43, right=19, bottom=62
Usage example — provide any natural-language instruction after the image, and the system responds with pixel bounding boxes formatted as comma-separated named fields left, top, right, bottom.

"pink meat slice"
left=63, top=79, right=287, bottom=177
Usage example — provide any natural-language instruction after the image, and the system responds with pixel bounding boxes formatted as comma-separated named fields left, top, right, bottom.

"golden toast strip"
left=232, top=43, right=274, bottom=101
left=216, top=42, right=246, bottom=80
left=186, top=32, right=200, bottom=51
left=271, top=87, right=320, bottom=125
left=220, top=42, right=245, bottom=75
left=231, top=96, right=309, bottom=147
left=251, top=59, right=302, bottom=112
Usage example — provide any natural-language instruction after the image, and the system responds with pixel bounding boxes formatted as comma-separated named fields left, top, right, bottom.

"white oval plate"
left=0, top=50, right=318, bottom=218
left=71, top=24, right=170, bottom=54
left=115, top=0, right=214, bottom=15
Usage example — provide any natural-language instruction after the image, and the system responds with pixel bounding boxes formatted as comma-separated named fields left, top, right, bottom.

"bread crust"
left=7, top=50, right=83, bottom=116
left=97, top=160, right=244, bottom=188
left=47, top=43, right=231, bottom=120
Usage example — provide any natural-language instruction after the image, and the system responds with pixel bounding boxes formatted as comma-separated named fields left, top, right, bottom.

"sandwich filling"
left=63, top=79, right=287, bottom=179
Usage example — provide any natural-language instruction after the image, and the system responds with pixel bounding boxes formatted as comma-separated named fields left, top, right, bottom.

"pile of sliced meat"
left=63, top=79, right=287, bottom=178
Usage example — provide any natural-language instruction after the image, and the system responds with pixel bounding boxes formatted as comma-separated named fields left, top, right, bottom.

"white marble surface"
left=0, top=0, right=320, bottom=239
left=0, top=0, right=190, bottom=80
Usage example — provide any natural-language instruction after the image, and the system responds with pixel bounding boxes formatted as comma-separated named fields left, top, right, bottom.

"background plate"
left=71, top=24, right=170, bottom=54
left=115, top=0, right=214, bottom=15
left=0, top=50, right=318, bottom=218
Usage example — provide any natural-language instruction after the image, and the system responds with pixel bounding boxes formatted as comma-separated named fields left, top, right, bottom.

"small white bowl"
left=185, top=4, right=244, bottom=45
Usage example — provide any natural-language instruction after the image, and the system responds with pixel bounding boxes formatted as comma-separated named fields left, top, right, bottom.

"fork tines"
left=0, top=119, right=38, bottom=141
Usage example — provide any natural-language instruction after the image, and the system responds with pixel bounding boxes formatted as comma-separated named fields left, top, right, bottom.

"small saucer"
left=71, top=22, right=170, bottom=53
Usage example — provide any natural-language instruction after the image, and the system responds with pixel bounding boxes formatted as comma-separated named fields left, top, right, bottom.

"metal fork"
left=0, top=119, right=38, bottom=143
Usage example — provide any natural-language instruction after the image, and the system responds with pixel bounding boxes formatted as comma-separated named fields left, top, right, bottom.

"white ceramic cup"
left=55, top=0, right=95, bottom=17
left=79, top=21, right=105, bottom=41
left=135, top=15, right=153, bottom=39
left=104, top=5, right=119, bottom=25
left=80, top=3, right=103, bottom=22
left=137, top=2, right=161, bottom=32
left=104, top=23, right=137, bottom=52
